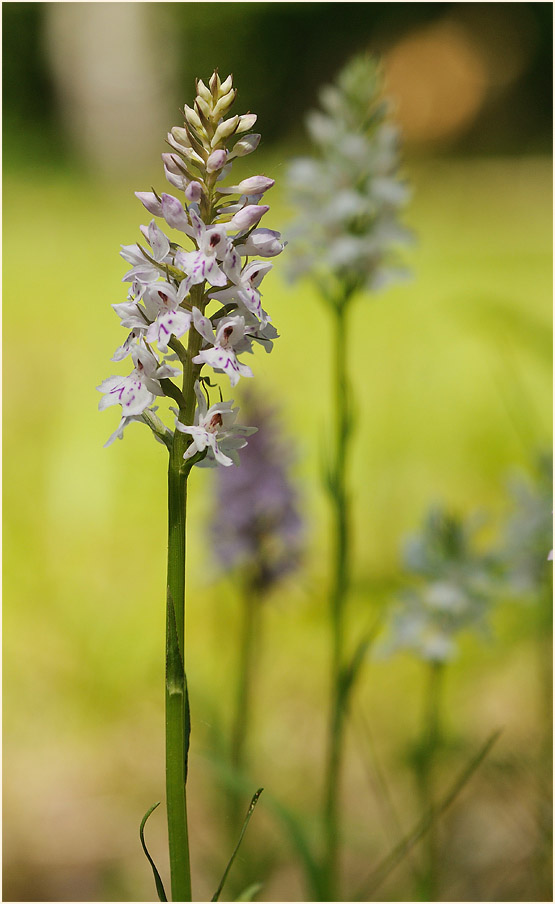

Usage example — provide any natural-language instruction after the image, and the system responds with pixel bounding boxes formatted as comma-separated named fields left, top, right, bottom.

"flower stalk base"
left=166, top=431, right=193, bottom=902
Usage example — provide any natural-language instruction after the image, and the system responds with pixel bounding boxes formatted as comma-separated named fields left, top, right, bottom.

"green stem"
left=163, top=149, right=218, bottom=903
left=164, top=282, right=207, bottom=902
left=166, top=429, right=192, bottom=902
left=322, top=298, right=352, bottom=900
left=231, top=580, right=260, bottom=781
left=416, top=661, right=444, bottom=901
left=533, top=577, right=553, bottom=898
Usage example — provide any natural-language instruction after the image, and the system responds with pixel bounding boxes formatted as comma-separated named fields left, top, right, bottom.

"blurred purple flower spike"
left=211, top=390, right=303, bottom=592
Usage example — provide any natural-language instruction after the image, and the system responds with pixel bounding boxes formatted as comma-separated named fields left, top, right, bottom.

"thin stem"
left=354, top=707, right=416, bottom=862
left=163, top=284, right=206, bottom=902
left=165, top=429, right=192, bottom=902
left=163, top=164, right=217, bottom=901
left=322, top=296, right=353, bottom=900
left=224, top=578, right=261, bottom=886
left=415, top=661, right=444, bottom=901
left=533, top=577, right=553, bottom=898
left=231, top=579, right=260, bottom=782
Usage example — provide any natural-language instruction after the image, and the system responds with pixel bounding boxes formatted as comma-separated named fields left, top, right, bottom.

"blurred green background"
left=3, top=3, right=552, bottom=902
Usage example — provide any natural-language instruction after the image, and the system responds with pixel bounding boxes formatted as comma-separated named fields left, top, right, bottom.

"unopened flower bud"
left=184, top=104, right=204, bottom=133
left=238, top=228, right=285, bottom=257
left=219, top=74, right=233, bottom=96
left=236, top=114, right=257, bottom=133
left=164, top=167, right=187, bottom=191
left=230, top=204, right=269, bottom=231
left=135, top=191, right=163, bottom=216
left=195, top=95, right=212, bottom=121
left=161, top=153, right=184, bottom=175
left=230, top=133, right=261, bottom=158
left=168, top=133, right=204, bottom=166
left=236, top=176, right=274, bottom=194
left=170, top=126, right=191, bottom=148
left=212, top=90, right=237, bottom=120
left=196, top=78, right=212, bottom=104
left=217, top=175, right=274, bottom=197
left=207, top=149, right=228, bottom=172
left=209, top=70, right=221, bottom=95
left=161, top=193, right=190, bottom=231
left=212, top=115, right=240, bottom=145
left=185, top=181, right=203, bottom=202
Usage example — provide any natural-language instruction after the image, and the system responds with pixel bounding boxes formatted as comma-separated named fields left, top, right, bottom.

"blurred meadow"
left=3, top=3, right=553, bottom=902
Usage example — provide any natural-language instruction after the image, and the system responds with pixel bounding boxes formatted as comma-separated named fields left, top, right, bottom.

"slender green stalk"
left=533, top=577, right=553, bottom=898
left=415, top=661, right=444, bottom=901
left=166, top=428, right=192, bottom=902
left=322, top=295, right=353, bottom=900
left=231, top=579, right=260, bottom=784
left=225, top=577, right=260, bottom=881
left=163, top=148, right=217, bottom=903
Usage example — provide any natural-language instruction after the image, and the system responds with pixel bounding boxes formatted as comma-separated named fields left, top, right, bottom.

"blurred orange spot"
left=383, top=21, right=488, bottom=145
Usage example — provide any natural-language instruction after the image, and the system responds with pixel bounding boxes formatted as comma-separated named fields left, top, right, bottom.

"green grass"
left=3, top=153, right=552, bottom=901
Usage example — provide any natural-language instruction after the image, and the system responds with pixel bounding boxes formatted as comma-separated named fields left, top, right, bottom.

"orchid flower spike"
left=98, top=70, right=284, bottom=467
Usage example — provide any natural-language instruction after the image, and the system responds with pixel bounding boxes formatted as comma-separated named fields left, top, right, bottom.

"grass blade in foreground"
left=355, top=729, right=501, bottom=900
left=139, top=802, right=168, bottom=903
left=211, top=788, right=264, bottom=902
left=235, top=882, right=263, bottom=901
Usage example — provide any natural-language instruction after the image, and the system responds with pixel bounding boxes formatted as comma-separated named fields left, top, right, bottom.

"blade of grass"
left=355, top=729, right=502, bottom=900
left=139, top=802, right=168, bottom=903
left=204, top=750, right=324, bottom=900
left=235, top=882, right=264, bottom=901
left=353, top=707, right=416, bottom=866
left=211, top=788, right=264, bottom=902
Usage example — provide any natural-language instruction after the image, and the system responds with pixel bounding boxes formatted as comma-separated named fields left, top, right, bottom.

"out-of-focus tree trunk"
left=44, top=3, right=179, bottom=176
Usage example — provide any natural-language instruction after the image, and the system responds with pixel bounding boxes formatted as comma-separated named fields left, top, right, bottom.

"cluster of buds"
left=385, top=507, right=499, bottom=663
left=97, top=71, right=285, bottom=465
left=287, top=55, right=410, bottom=295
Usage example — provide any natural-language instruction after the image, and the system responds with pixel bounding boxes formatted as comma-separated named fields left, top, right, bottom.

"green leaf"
left=319, top=439, right=337, bottom=498
left=139, top=802, right=168, bottom=902
left=211, top=788, right=264, bottom=902
left=339, top=615, right=383, bottom=705
left=235, top=882, right=263, bottom=901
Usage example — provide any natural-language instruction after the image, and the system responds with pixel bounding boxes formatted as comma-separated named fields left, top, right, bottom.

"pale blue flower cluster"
left=500, top=453, right=553, bottom=595
left=387, top=507, right=499, bottom=662
left=287, top=55, right=411, bottom=295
